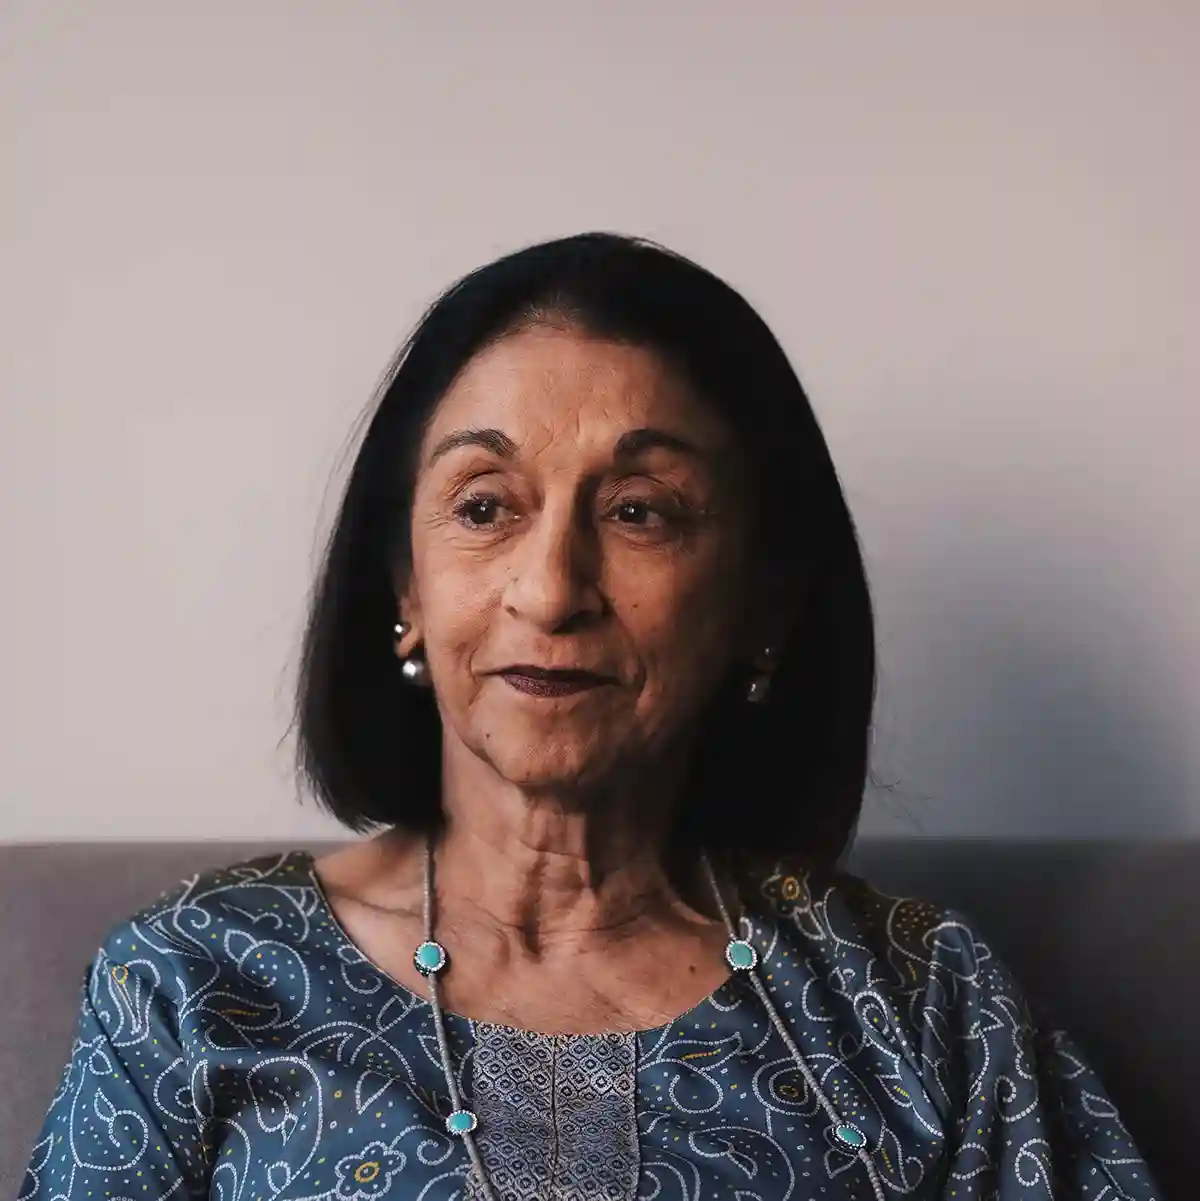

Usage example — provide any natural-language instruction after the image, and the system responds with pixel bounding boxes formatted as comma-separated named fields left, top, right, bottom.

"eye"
left=453, top=493, right=511, bottom=528
left=602, top=489, right=707, bottom=542
left=611, top=499, right=661, bottom=526
left=603, top=494, right=690, bottom=534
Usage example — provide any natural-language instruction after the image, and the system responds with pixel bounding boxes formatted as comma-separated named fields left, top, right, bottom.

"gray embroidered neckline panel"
left=466, top=1024, right=639, bottom=1201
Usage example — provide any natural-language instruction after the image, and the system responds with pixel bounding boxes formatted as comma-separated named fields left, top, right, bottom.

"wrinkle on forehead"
left=424, top=327, right=733, bottom=467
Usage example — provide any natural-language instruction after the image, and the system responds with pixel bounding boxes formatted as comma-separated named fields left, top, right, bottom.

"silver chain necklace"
left=412, top=838, right=886, bottom=1201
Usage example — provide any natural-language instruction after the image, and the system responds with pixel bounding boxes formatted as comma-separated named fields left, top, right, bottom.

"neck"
left=427, top=745, right=709, bottom=954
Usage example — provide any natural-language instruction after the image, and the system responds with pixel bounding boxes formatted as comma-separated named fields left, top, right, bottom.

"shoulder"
left=92, top=849, right=327, bottom=997
left=730, top=852, right=1026, bottom=1019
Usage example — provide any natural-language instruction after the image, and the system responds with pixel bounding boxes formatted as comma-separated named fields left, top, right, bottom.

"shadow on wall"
left=862, top=495, right=1189, bottom=840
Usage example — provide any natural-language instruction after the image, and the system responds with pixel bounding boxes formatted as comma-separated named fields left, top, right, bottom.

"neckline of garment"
left=296, top=847, right=756, bottom=1042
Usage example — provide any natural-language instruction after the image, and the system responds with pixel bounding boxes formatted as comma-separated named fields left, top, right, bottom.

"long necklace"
left=412, top=838, right=887, bottom=1201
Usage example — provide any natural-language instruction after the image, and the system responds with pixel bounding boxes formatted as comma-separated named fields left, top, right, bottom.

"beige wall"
left=1, top=2, right=1196, bottom=841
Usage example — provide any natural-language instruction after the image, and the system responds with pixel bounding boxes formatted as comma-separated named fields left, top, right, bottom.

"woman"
left=23, top=234, right=1157, bottom=1201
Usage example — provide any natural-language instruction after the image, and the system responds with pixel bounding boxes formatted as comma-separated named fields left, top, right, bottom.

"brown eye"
left=614, top=500, right=655, bottom=525
left=454, top=494, right=507, bottom=528
left=602, top=495, right=683, bottom=534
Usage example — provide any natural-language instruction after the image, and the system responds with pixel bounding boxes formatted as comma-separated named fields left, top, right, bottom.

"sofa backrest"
left=2, top=839, right=1194, bottom=1194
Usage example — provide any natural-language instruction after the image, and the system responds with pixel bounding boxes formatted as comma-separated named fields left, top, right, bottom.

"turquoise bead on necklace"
left=413, top=939, right=448, bottom=977
left=830, top=1122, right=868, bottom=1151
left=446, top=1109, right=478, bottom=1136
left=725, top=937, right=759, bottom=971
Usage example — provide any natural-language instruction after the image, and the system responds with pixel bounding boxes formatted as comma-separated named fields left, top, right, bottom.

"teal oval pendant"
left=445, top=1108, right=478, bottom=1136
left=725, top=938, right=759, bottom=971
left=413, top=940, right=448, bottom=977
left=829, top=1122, right=867, bottom=1151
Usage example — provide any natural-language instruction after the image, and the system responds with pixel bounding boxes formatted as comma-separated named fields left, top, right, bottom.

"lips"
left=496, top=666, right=617, bottom=698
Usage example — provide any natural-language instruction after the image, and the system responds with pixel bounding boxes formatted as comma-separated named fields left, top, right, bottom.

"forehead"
left=422, top=326, right=732, bottom=458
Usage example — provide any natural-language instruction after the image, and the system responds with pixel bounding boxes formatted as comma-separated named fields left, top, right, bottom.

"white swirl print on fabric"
left=20, top=850, right=1161, bottom=1201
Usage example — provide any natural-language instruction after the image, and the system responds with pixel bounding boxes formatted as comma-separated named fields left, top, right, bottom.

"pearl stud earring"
left=394, top=620, right=430, bottom=686
left=746, top=647, right=776, bottom=704
left=400, top=656, right=429, bottom=685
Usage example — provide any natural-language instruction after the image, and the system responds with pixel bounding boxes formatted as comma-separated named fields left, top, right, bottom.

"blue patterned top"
left=22, top=850, right=1159, bottom=1200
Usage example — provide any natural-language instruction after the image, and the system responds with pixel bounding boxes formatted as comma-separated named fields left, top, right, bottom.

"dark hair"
left=295, top=233, right=875, bottom=866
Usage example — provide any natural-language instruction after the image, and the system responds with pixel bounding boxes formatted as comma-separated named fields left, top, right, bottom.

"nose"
left=502, top=498, right=605, bottom=632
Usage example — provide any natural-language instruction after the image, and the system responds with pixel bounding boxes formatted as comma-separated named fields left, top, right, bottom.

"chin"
left=496, top=757, right=613, bottom=796
left=476, top=739, right=626, bottom=800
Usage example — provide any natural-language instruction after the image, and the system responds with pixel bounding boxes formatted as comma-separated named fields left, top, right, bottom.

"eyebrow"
left=612, top=427, right=707, bottom=463
left=424, top=425, right=709, bottom=469
left=425, top=428, right=518, bottom=467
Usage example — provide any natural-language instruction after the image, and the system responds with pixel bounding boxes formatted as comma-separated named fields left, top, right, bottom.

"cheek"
left=614, top=550, right=746, bottom=684
left=410, top=537, right=503, bottom=655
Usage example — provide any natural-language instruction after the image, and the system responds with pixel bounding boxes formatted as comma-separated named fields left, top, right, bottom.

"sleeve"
left=929, top=912, right=1161, bottom=1201
left=20, top=945, right=208, bottom=1201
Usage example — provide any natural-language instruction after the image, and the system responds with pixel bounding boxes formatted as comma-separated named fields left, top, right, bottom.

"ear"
left=741, top=562, right=809, bottom=669
left=393, top=568, right=424, bottom=659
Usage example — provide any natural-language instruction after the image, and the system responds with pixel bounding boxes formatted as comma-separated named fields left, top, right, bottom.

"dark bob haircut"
left=295, top=232, right=875, bottom=867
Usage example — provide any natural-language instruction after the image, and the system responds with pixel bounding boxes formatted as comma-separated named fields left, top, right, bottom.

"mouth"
left=496, top=666, right=618, bottom=698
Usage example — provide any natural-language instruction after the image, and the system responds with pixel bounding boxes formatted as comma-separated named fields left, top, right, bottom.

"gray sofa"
left=2, top=839, right=1195, bottom=1196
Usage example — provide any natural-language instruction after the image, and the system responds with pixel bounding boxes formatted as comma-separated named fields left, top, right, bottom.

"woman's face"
left=401, top=324, right=758, bottom=796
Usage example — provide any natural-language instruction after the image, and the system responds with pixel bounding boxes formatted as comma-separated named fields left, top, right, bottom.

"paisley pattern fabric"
left=21, top=850, right=1160, bottom=1200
